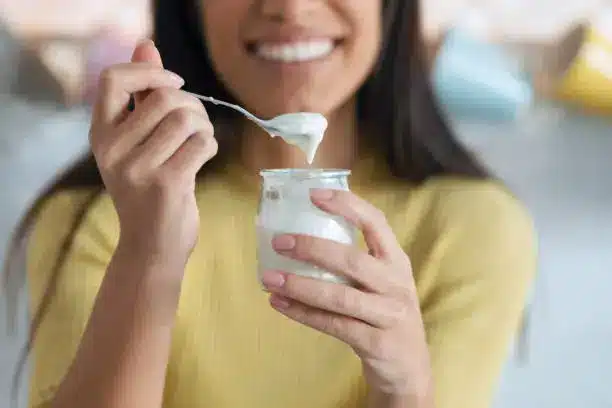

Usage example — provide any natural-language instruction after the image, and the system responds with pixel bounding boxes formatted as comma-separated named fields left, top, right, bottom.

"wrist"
left=116, top=234, right=190, bottom=273
left=367, top=385, right=434, bottom=408
left=104, top=243, right=187, bottom=322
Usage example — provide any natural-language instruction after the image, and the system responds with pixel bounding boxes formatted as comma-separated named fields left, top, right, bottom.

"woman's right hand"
left=89, top=40, right=217, bottom=269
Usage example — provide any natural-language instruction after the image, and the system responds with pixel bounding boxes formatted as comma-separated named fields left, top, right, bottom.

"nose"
left=260, top=0, right=319, bottom=22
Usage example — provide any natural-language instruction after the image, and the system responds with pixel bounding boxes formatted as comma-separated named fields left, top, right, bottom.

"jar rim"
left=259, top=168, right=351, bottom=179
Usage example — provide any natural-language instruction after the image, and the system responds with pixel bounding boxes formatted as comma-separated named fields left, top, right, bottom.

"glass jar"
left=256, top=169, right=356, bottom=286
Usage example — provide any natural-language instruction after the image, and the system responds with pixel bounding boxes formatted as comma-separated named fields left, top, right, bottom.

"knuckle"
left=293, top=236, right=315, bottom=260
left=189, top=130, right=218, bottom=160
left=366, top=331, right=391, bottom=360
left=329, top=287, right=351, bottom=311
left=98, top=66, right=118, bottom=89
left=321, top=314, right=347, bottom=336
left=345, top=250, right=363, bottom=273
left=167, top=108, right=193, bottom=130
left=202, top=140, right=219, bottom=162
left=290, top=304, right=308, bottom=321
left=206, top=135, right=219, bottom=156
left=120, top=162, right=143, bottom=185
left=147, top=88, right=174, bottom=108
left=150, top=171, right=175, bottom=192
left=385, top=299, right=408, bottom=326
left=200, top=118, right=215, bottom=138
left=186, top=94, right=208, bottom=115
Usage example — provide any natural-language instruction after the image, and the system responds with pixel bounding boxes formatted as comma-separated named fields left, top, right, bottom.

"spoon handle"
left=185, top=91, right=263, bottom=124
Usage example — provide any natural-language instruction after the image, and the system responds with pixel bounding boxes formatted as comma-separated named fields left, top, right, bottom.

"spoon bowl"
left=185, top=91, right=327, bottom=164
left=185, top=91, right=326, bottom=135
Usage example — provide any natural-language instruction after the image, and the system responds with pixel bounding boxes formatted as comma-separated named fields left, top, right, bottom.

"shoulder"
left=400, top=176, right=537, bottom=292
left=421, top=176, right=535, bottom=237
left=31, top=189, right=117, bottom=247
left=28, top=189, right=118, bottom=290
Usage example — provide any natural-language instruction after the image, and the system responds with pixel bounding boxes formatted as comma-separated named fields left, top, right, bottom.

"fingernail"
left=262, top=270, right=286, bottom=288
left=272, top=235, right=295, bottom=251
left=310, top=188, right=334, bottom=201
left=270, top=294, right=290, bottom=310
left=165, top=70, right=185, bottom=86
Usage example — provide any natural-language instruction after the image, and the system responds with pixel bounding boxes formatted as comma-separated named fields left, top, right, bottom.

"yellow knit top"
left=27, top=153, right=537, bottom=408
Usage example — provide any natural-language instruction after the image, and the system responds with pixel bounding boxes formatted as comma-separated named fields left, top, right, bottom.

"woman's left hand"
left=261, top=188, right=433, bottom=401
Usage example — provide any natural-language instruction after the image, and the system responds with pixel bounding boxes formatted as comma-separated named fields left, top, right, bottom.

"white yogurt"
left=256, top=169, right=355, bottom=286
left=255, top=113, right=351, bottom=285
left=265, top=112, right=327, bottom=164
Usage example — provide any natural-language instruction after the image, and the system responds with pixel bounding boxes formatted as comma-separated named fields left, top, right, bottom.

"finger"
left=164, top=128, right=218, bottom=176
left=269, top=294, right=376, bottom=355
left=110, top=89, right=204, bottom=160
left=272, top=234, right=398, bottom=294
left=131, top=39, right=164, bottom=106
left=92, top=62, right=184, bottom=127
left=130, top=108, right=215, bottom=170
left=263, top=271, right=405, bottom=328
left=310, top=189, right=400, bottom=260
left=132, top=39, right=163, bottom=66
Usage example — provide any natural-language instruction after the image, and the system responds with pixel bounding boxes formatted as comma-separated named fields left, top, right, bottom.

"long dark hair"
left=5, top=0, right=488, bottom=399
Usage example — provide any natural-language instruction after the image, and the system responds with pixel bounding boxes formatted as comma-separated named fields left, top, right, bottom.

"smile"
left=249, top=39, right=339, bottom=63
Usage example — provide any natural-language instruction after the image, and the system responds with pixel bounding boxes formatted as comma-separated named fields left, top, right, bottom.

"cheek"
left=201, top=5, right=243, bottom=72
left=347, top=21, right=381, bottom=79
left=338, top=6, right=382, bottom=92
left=348, top=2, right=382, bottom=56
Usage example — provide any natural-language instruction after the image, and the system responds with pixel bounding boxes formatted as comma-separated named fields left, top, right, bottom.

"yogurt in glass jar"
left=256, top=169, right=356, bottom=286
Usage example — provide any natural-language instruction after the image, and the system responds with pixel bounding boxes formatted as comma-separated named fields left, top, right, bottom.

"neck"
left=240, top=99, right=358, bottom=172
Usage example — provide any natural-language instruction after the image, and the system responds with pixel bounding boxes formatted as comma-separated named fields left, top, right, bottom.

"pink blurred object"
left=84, top=27, right=138, bottom=104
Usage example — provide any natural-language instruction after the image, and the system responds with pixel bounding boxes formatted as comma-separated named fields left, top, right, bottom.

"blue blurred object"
left=432, top=28, right=535, bottom=123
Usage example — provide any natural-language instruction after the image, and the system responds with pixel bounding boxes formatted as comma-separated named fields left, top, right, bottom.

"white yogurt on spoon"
left=185, top=91, right=327, bottom=164
left=263, top=112, right=327, bottom=164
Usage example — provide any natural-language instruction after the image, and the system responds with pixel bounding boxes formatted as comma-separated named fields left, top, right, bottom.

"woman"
left=9, top=1, right=536, bottom=407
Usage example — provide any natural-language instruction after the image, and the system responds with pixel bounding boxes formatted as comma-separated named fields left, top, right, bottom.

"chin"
left=237, top=37, right=349, bottom=116
left=250, top=86, right=346, bottom=117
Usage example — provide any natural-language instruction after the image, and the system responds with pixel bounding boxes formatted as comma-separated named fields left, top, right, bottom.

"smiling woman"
left=5, top=1, right=536, bottom=408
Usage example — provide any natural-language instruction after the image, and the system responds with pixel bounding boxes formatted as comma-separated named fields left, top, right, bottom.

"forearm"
left=50, top=242, right=186, bottom=408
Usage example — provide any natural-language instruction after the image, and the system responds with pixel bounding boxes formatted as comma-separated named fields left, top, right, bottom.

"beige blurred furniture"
left=0, top=20, right=65, bottom=104
left=18, top=34, right=87, bottom=105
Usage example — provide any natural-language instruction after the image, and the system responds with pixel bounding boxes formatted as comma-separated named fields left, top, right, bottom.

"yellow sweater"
left=27, top=154, right=537, bottom=408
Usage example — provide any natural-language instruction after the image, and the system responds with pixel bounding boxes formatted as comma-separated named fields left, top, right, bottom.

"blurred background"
left=0, top=0, right=611, bottom=407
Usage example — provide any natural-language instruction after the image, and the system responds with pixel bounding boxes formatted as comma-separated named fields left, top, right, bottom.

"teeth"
left=255, top=40, right=334, bottom=62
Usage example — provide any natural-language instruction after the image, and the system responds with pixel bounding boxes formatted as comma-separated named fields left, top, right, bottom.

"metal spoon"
left=185, top=91, right=327, bottom=139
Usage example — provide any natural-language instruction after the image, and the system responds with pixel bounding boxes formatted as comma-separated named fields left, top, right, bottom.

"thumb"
left=131, top=39, right=165, bottom=105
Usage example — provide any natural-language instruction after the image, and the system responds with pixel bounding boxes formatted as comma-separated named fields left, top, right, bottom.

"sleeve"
left=414, top=183, right=537, bottom=408
left=26, top=191, right=118, bottom=408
